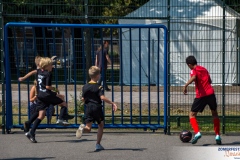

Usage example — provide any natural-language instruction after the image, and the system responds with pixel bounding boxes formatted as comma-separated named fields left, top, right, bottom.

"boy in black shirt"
left=25, top=57, right=72, bottom=143
left=76, top=66, right=117, bottom=151
left=19, top=56, right=74, bottom=132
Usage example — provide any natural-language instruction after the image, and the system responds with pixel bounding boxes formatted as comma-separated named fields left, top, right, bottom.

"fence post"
left=167, top=0, right=171, bottom=135
left=0, top=0, right=5, bottom=134
left=222, top=0, right=226, bottom=134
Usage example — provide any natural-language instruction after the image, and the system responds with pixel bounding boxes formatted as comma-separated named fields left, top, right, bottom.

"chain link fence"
left=1, top=0, right=240, bottom=134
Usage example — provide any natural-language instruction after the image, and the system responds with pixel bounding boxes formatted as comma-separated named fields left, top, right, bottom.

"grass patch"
left=1, top=103, right=240, bottom=133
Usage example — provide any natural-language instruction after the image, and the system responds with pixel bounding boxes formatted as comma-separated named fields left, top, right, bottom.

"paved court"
left=1, top=129, right=240, bottom=160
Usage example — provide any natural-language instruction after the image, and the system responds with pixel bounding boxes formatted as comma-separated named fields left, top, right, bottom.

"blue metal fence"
left=4, top=23, right=168, bottom=133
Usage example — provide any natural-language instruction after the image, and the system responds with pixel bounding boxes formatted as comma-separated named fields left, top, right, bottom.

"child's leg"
left=30, top=110, right=45, bottom=135
left=28, top=111, right=39, bottom=124
left=96, top=121, right=104, bottom=145
left=58, top=102, right=74, bottom=120
left=211, top=110, right=220, bottom=135
left=59, top=105, right=67, bottom=120
left=189, top=112, right=200, bottom=134
left=84, top=122, right=93, bottom=133
left=47, top=105, right=54, bottom=124
left=26, top=110, right=45, bottom=143
left=56, top=101, right=67, bottom=120
left=76, top=122, right=92, bottom=139
left=24, top=111, right=39, bottom=132
left=56, top=94, right=65, bottom=101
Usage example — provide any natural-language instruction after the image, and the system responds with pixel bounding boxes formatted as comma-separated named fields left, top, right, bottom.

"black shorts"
left=191, top=94, right=217, bottom=112
left=37, top=93, right=64, bottom=111
left=84, top=103, right=104, bottom=124
left=30, top=103, right=55, bottom=119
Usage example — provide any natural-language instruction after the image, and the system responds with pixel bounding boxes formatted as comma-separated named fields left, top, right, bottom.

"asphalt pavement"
left=1, top=129, right=240, bottom=160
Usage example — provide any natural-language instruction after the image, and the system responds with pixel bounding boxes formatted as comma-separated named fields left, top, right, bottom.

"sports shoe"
left=95, top=144, right=105, bottom=151
left=191, top=132, right=202, bottom=144
left=24, top=121, right=30, bottom=132
left=56, top=119, right=70, bottom=126
left=215, top=135, right=222, bottom=145
left=76, top=124, right=85, bottom=139
left=25, top=132, right=37, bottom=143
left=62, top=114, right=74, bottom=120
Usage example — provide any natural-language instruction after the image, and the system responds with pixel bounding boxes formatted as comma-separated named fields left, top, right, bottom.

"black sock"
left=64, top=106, right=68, bottom=115
left=59, top=107, right=67, bottom=119
left=30, top=118, right=41, bottom=135
left=27, top=111, right=39, bottom=125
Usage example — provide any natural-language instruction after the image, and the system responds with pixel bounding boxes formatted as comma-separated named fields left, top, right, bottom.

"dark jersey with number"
left=82, top=82, right=104, bottom=105
left=36, top=69, right=53, bottom=98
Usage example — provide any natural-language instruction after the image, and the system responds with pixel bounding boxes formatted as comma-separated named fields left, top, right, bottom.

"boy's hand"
left=183, top=87, right=187, bottom=95
left=112, top=103, right=117, bottom=112
left=18, top=77, right=24, bottom=82
left=52, top=87, right=59, bottom=93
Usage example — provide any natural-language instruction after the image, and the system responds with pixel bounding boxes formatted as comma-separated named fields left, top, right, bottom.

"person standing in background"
left=95, top=41, right=112, bottom=91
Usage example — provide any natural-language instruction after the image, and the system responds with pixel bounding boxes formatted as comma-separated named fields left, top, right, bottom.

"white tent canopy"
left=119, top=0, right=239, bottom=86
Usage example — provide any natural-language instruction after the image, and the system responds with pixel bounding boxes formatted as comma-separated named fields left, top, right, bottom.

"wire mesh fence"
left=1, top=0, right=240, bottom=134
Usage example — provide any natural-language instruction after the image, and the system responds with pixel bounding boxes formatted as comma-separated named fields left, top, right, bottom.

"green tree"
left=226, top=0, right=240, bottom=13
left=3, top=0, right=149, bottom=80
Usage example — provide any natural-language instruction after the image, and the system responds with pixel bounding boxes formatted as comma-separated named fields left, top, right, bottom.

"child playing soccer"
left=26, top=57, right=73, bottom=143
left=19, top=56, right=73, bottom=132
left=183, top=55, right=221, bottom=145
left=29, top=80, right=56, bottom=124
left=76, top=66, right=117, bottom=151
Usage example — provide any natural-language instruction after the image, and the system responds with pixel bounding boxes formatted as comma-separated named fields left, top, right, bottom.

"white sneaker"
left=95, top=144, right=105, bottom=151
left=76, top=124, right=85, bottom=139
left=56, top=119, right=70, bottom=126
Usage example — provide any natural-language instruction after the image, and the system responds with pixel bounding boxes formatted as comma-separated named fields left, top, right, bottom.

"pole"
left=0, top=0, right=5, bottom=134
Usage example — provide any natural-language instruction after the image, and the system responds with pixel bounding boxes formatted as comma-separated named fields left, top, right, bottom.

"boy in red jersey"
left=183, top=55, right=221, bottom=145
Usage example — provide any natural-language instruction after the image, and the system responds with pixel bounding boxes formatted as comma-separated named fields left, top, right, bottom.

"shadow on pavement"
left=88, top=148, right=147, bottom=153
left=2, top=157, right=55, bottom=160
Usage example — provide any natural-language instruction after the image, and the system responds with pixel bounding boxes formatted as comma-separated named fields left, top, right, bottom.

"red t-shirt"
left=190, top=65, right=214, bottom=98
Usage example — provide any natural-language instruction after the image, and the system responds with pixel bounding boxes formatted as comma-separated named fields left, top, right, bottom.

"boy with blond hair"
left=25, top=57, right=72, bottom=143
left=76, top=66, right=117, bottom=151
left=19, top=56, right=73, bottom=132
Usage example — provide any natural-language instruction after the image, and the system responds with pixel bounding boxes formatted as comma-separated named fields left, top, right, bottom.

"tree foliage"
left=3, top=0, right=149, bottom=23
left=226, top=0, right=240, bottom=13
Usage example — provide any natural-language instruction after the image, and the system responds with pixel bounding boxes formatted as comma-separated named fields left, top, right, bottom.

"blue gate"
left=4, top=23, right=168, bottom=133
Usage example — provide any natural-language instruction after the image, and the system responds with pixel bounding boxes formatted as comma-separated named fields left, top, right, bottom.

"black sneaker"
left=24, top=121, right=30, bottom=132
left=25, top=132, right=37, bottom=143
left=62, top=114, right=74, bottom=120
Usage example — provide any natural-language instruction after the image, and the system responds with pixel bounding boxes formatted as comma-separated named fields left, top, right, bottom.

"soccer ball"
left=179, top=130, right=192, bottom=142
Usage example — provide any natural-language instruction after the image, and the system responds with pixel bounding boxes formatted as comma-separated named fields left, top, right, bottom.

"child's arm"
left=106, top=54, right=112, bottom=65
left=183, top=76, right=196, bottom=95
left=18, top=70, right=37, bottom=82
left=29, top=86, right=37, bottom=102
left=100, top=95, right=117, bottom=111
left=95, top=55, right=98, bottom=66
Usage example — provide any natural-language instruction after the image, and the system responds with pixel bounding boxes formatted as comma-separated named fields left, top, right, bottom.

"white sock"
left=195, top=132, right=201, bottom=136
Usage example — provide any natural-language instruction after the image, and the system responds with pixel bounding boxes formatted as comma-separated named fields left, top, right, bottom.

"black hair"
left=186, top=55, right=197, bottom=65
